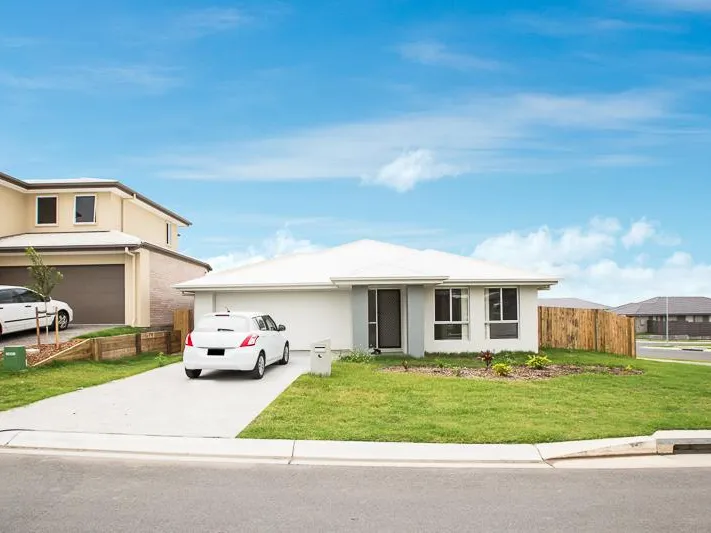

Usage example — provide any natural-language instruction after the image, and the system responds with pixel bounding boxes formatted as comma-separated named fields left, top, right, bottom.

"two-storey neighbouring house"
left=0, top=171, right=211, bottom=326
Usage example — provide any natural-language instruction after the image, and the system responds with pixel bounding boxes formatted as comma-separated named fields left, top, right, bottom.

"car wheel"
left=251, top=352, right=266, bottom=380
left=56, top=311, right=70, bottom=331
left=278, top=344, right=290, bottom=365
left=185, top=368, right=202, bottom=379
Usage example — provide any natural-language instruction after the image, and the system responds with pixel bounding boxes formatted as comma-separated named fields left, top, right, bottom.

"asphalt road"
left=1, top=454, right=710, bottom=532
left=637, top=341, right=711, bottom=362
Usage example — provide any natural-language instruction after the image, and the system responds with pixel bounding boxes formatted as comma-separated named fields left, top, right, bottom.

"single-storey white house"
left=175, top=240, right=558, bottom=356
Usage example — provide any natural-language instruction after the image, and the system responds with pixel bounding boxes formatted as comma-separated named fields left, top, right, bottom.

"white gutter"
left=124, top=247, right=138, bottom=326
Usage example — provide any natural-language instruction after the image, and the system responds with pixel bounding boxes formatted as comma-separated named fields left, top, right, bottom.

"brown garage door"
left=0, top=265, right=125, bottom=324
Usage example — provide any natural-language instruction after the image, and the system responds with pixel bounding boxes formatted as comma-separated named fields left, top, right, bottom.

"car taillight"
left=185, top=333, right=193, bottom=347
left=240, top=334, right=259, bottom=347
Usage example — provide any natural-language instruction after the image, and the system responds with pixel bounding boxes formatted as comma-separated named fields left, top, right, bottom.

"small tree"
left=26, top=247, right=63, bottom=298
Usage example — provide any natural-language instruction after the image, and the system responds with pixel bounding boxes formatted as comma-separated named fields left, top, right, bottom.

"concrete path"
left=0, top=352, right=309, bottom=438
left=637, top=341, right=711, bottom=362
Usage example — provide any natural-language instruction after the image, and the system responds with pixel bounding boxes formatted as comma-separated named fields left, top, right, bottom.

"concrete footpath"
left=1, top=429, right=709, bottom=469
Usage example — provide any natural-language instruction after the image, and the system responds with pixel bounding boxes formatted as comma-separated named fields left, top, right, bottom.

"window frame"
left=485, top=287, right=520, bottom=340
left=36, top=195, right=59, bottom=226
left=166, top=222, right=173, bottom=245
left=74, top=194, right=97, bottom=225
left=433, top=287, right=470, bottom=341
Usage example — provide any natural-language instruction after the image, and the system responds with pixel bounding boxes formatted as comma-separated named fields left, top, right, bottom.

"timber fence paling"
left=538, top=306, right=636, bottom=358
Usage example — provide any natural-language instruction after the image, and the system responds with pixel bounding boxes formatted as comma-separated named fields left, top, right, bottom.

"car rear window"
left=196, top=315, right=250, bottom=332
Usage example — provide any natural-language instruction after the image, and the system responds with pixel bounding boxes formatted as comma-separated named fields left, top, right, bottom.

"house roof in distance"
left=176, top=239, right=559, bottom=291
left=613, top=296, right=711, bottom=316
left=0, top=171, right=191, bottom=226
left=538, top=297, right=609, bottom=310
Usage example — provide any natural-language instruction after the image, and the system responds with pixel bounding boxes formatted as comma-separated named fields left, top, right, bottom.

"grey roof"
left=613, top=297, right=711, bottom=316
left=538, top=298, right=609, bottom=310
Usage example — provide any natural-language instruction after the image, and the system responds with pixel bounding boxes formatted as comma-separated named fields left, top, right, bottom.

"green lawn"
left=240, top=350, right=711, bottom=444
left=75, top=326, right=148, bottom=339
left=0, top=352, right=180, bottom=411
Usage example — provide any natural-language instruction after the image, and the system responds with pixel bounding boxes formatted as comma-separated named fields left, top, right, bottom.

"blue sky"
left=2, top=0, right=711, bottom=304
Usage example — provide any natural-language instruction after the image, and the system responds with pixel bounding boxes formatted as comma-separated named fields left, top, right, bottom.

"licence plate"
left=207, top=348, right=225, bottom=356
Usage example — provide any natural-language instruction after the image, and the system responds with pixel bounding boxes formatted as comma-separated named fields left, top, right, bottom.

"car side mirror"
left=278, top=324, right=286, bottom=332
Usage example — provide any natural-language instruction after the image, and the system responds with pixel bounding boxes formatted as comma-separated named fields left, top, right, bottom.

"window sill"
left=35, top=223, right=58, bottom=227
left=74, top=222, right=97, bottom=226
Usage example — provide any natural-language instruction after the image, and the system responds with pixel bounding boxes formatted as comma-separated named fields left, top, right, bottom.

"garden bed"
left=381, top=364, right=643, bottom=380
left=0, top=340, right=85, bottom=367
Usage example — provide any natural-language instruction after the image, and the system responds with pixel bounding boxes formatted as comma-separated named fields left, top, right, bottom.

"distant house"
left=613, top=297, right=711, bottom=336
left=538, top=298, right=609, bottom=310
left=0, top=171, right=211, bottom=326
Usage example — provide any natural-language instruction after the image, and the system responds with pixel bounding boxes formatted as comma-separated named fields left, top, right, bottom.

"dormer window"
left=75, top=195, right=96, bottom=224
left=36, top=196, right=58, bottom=225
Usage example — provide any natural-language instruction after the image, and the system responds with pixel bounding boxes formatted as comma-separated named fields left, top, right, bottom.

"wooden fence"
left=539, top=307, right=637, bottom=358
left=35, top=330, right=181, bottom=367
left=173, top=308, right=194, bottom=351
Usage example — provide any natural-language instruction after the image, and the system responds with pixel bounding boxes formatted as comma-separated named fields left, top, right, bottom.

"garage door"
left=214, top=290, right=352, bottom=351
left=0, top=265, right=125, bottom=324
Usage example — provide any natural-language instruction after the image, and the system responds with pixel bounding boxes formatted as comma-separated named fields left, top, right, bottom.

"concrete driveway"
left=0, top=352, right=309, bottom=438
left=0, top=324, right=114, bottom=350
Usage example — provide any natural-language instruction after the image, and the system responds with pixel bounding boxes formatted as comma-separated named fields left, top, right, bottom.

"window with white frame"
left=434, top=288, right=469, bottom=340
left=166, top=222, right=172, bottom=245
left=74, top=195, right=96, bottom=224
left=486, top=288, right=519, bottom=339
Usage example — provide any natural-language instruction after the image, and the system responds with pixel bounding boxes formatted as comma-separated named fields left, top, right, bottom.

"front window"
left=75, top=195, right=96, bottom=224
left=37, top=196, right=57, bottom=225
left=486, top=288, right=519, bottom=339
left=434, top=288, right=469, bottom=340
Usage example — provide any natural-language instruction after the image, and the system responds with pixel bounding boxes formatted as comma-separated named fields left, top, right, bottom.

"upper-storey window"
left=166, top=222, right=173, bottom=245
left=36, top=196, right=58, bottom=225
left=74, top=195, right=96, bottom=224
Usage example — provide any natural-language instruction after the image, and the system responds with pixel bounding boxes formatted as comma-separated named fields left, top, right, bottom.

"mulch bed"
left=381, top=365, right=644, bottom=381
left=0, top=339, right=85, bottom=367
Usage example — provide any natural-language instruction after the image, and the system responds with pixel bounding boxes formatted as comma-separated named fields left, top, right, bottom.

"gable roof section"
left=613, top=296, right=711, bottom=316
left=539, top=298, right=609, bottom=310
left=176, top=239, right=558, bottom=291
left=0, top=171, right=191, bottom=226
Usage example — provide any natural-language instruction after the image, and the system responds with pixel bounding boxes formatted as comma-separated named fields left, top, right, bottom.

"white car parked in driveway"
left=0, top=285, right=74, bottom=337
left=183, top=311, right=289, bottom=380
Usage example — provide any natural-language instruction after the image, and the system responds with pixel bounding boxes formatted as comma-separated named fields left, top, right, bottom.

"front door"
left=368, top=289, right=402, bottom=349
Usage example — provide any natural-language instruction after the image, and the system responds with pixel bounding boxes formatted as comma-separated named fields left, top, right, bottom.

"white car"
left=0, top=285, right=74, bottom=337
left=183, top=311, right=289, bottom=380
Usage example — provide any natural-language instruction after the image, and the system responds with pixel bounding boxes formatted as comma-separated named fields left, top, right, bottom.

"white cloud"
left=396, top=41, right=501, bottom=71
left=622, top=219, right=656, bottom=247
left=365, top=149, right=461, bottom=192
left=472, top=218, right=711, bottom=305
left=141, top=89, right=677, bottom=192
left=0, top=65, right=180, bottom=93
left=204, top=228, right=318, bottom=272
left=512, top=13, right=677, bottom=35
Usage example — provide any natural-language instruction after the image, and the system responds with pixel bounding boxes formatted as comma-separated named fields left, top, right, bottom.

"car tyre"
left=54, top=310, right=70, bottom=331
left=251, top=352, right=266, bottom=380
left=278, top=344, right=290, bottom=365
left=185, top=368, right=202, bottom=379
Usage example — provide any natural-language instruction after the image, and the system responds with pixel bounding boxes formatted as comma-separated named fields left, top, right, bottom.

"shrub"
left=526, top=355, right=552, bottom=370
left=454, top=366, right=464, bottom=377
left=339, top=349, right=374, bottom=363
left=401, top=359, right=409, bottom=371
left=155, top=352, right=169, bottom=367
left=478, top=350, right=495, bottom=369
left=492, top=363, right=512, bottom=377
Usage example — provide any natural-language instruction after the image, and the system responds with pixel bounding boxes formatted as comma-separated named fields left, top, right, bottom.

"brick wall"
left=149, top=251, right=208, bottom=326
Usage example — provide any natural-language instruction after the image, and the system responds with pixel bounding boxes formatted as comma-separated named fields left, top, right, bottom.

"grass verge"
left=0, top=352, right=180, bottom=411
left=75, top=326, right=148, bottom=339
left=240, top=349, right=711, bottom=444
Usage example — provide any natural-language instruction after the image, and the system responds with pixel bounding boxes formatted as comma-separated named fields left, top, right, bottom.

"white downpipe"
left=124, top=247, right=138, bottom=327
